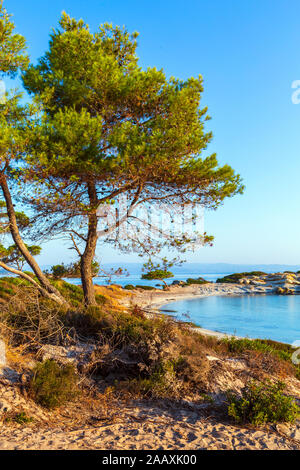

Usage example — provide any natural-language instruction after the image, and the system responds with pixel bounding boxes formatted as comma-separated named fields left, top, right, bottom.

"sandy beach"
left=1, top=408, right=299, bottom=450
left=1, top=375, right=299, bottom=450
left=121, top=281, right=273, bottom=309
left=118, top=282, right=268, bottom=340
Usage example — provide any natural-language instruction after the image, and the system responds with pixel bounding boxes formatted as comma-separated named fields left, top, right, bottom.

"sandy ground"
left=0, top=405, right=299, bottom=450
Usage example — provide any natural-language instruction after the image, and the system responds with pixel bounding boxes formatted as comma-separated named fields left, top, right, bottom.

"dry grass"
left=94, top=284, right=131, bottom=310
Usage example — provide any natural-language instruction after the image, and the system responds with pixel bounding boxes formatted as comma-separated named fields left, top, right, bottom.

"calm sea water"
left=162, top=295, right=300, bottom=344
left=66, top=272, right=300, bottom=344
left=65, top=272, right=223, bottom=288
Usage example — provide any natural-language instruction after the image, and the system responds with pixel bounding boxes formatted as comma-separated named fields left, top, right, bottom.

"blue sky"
left=5, top=0, right=300, bottom=266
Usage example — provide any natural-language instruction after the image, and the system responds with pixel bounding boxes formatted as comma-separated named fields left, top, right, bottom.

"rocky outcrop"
left=238, top=272, right=300, bottom=295
left=218, top=272, right=300, bottom=295
left=38, top=343, right=97, bottom=372
left=275, top=287, right=293, bottom=295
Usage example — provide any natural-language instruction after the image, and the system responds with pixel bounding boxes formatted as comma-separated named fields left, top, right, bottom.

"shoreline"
left=121, top=282, right=270, bottom=341
left=119, top=281, right=296, bottom=344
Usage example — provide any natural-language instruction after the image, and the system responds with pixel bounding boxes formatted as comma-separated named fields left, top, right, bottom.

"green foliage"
left=106, top=310, right=169, bottom=345
left=123, top=284, right=156, bottom=290
left=13, top=412, right=33, bottom=425
left=185, top=277, right=208, bottom=285
left=0, top=0, right=31, bottom=168
left=0, top=201, right=30, bottom=234
left=48, top=260, right=100, bottom=279
left=216, top=272, right=267, bottom=283
left=50, top=264, right=68, bottom=279
left=227, top=380, right=299, bottom=426
left=0, top=276, right=31, bottom=300
left=142, top=270, right=174, bottom=281
left=222, top=337, right=300, bottom=380
left=52, top=279, right=84, bottom=306
left=131, top=360, right=180, bottom=398
left=0, top=275, right=105, bottom=308
left=0, top=1, right=29, bottom=77
left=53, top=279, right=106, bottom=307
left=0, top=243, right=41, bottom=271
left=21, top=12, right=243, bottom=283
left=142, top=258, right=175, bottom=288
left=224, top=337, right=293, bottom=362
left=124, top=284, right=135, bottom=290
left=135, top=285, right=157, bottom=290
left=30, top=359, right=78, bottom=409
left=119, top=330, right=211, bottom=399
left=65, top=303, right=172, bottom=347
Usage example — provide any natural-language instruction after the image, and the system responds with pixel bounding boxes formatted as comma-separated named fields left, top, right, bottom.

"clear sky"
left=5, top=0, right=300, bottom=266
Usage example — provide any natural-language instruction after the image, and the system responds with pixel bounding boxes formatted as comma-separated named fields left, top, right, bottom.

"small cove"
left=161, top=294, right=300, bottom=344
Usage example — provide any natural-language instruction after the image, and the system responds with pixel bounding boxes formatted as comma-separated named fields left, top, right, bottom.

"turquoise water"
left=162, top=295, right=300, bottom=344
left=65, top=272, right=224, bottom=288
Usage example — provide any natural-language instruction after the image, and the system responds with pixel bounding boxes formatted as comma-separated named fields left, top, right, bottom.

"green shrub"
left=135, top=285, right=157, bottom=291
left=186, top=277, right=208, bottom=285
left=123, top=284, right=157, bottom=291
left=65, top=305, right=172, bottom=348
left=4, top=412, right=34, bottom=425
left=224, top=337, right=294, bottom=362
left=223, top=337, right=300, bottom=379
left=95, top=294, right=107, bottom=305
left=13, top=412, right=33, bottom=425
left=52, top=280, right=84, bottom=306
left=51, top=264, right=69, bottom=279
left=216, top=271, right=266, bottom=283
left=227, top=380, right=299, bottom=426
left=30, top=359, right=78, bottom=409
left=109, top=311, right=171, bottom=345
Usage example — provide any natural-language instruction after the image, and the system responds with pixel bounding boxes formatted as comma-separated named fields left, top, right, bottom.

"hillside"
left=0, top=277, right=299, bottom=450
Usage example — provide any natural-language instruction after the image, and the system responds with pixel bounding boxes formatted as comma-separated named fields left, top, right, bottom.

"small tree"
left=0, top=243, right=41, bottom=271
left=142, top=258, right=175, bottom=289
left=49, top=263, right=69, bottom=279
left=49, top=260, right=100, bottom=279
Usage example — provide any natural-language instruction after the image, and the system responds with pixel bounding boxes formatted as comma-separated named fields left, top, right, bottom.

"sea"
left=63, top=263, right=300, bottom=344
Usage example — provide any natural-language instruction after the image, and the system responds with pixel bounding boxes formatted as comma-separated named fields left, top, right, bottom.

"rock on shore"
left=234, top=272, right=300, bottom=295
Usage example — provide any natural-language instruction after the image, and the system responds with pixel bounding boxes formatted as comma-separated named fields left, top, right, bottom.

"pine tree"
left=22, top=13, right=244, bottom=306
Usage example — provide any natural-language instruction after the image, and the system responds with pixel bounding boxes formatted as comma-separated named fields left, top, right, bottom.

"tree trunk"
left=80, top=182, right=98, bottom=307
left=0, top=260, right=66, bottom=303
left=0, top=174, right=69, bottom=306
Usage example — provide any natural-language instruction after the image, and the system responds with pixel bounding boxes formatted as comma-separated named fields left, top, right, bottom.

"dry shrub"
left=115, top=323, right=212, bottom=399
left=173, top=330, right=211, bottom=389
left=0, top=286, right=68, bottom=349
left=126, top=359, right=183, bottom=399
left=246, top=351, right=294, bottom=380
left=222, top=337, right=298, bottom=380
